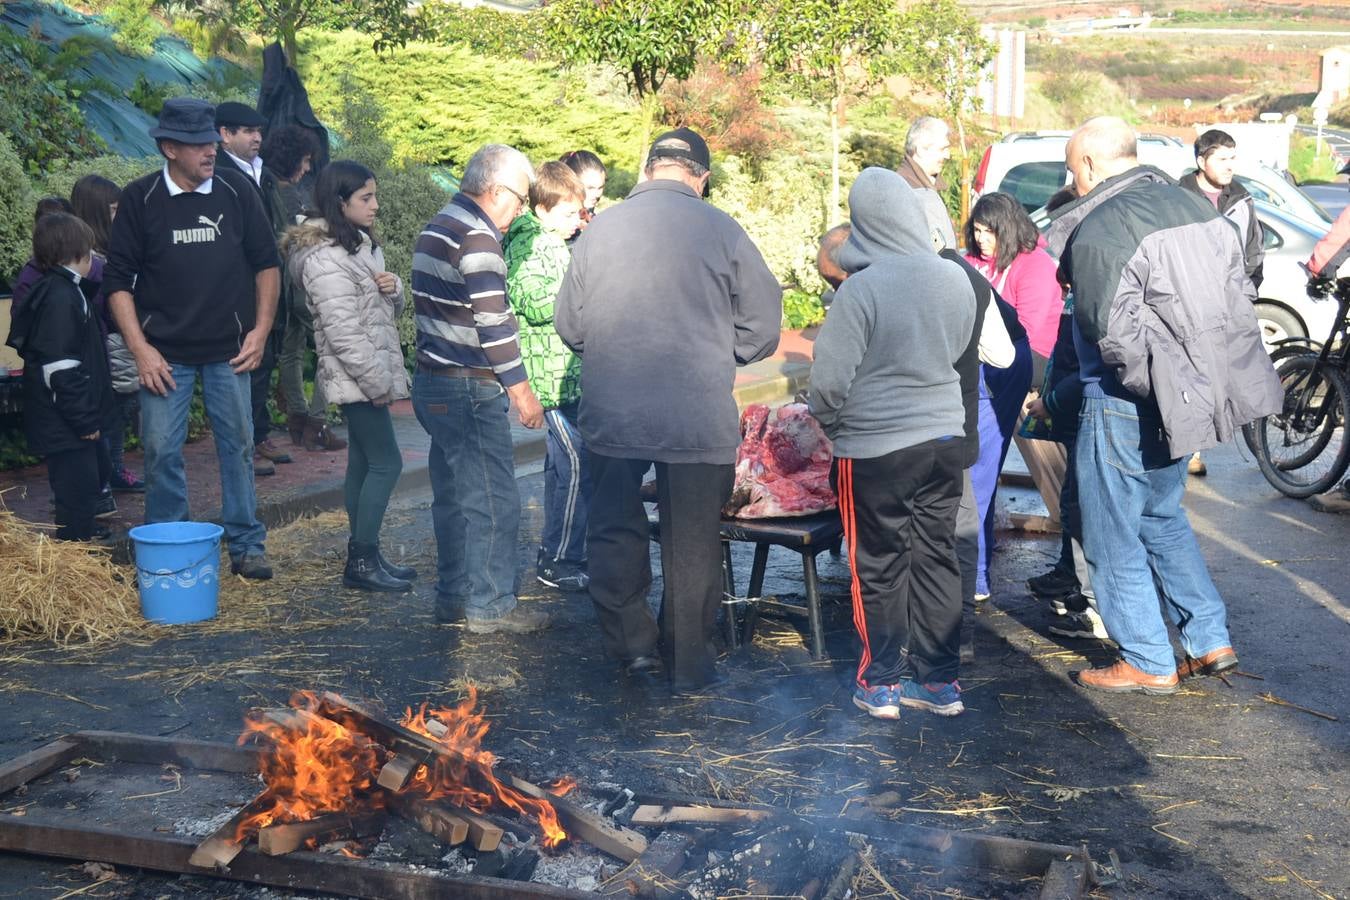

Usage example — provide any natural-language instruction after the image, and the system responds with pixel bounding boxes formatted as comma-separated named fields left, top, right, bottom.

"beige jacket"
left=281, top=218, right=409, bottom=406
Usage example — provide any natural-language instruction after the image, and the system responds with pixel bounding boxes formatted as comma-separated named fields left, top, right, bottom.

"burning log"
left=629, top=804, right=772, bottom=826
left=187, top=791, right=273, bottom=869
left=315, top=691, right=648, bottom=862
left=256, top=811, right=386, bottom=856
left=452, top=806, right=504, bottom=852
left=375, top=753, right=426, bottom=792
left=390, top=796, right=470, bottom=846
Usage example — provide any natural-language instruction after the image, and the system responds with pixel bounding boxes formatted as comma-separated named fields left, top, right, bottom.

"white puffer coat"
left=281, top=218, right=410, bottom=407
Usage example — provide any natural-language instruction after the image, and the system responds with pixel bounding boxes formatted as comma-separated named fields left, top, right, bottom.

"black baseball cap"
left=215, top=101, right=266, bottom=129
left=648, top=128, right=711, bottom=171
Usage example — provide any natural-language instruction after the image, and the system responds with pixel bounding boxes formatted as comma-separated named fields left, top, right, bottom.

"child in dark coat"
left=5, top=213, right=114, bottom=540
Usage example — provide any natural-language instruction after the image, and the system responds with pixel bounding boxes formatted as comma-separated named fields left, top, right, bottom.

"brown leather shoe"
left=1077, top=659, right=1179, bottom=695
left=255, top=438, right=292, bottom=463
left=286, top=413, right=307, bottom=446
left=1177, top=646, right=1238, bottom=680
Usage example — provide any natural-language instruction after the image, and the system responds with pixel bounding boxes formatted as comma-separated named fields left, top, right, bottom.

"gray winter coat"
left=282, top=218, right=410, bottom=407
left=1050, top=166, right=1280, bottom=457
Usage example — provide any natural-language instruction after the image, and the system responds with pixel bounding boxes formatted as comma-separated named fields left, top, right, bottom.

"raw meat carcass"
left=724, top=403, right=836, bottom=519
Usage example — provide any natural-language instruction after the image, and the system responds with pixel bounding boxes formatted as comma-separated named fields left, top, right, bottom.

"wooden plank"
left=0, top=815, right=593, bottom=899
left=69, top=731, right=262, bottom=774
left=187, top=791, right=271, bottom=869
left=453, top=806, right=504, bottom=852
left=0, top=740, right=81, bottom=797
left=505, top=774, right=647, bottom=862
left=600, top=830, right=695, bottom=898
left=629, top=804, right=771, bottom=826
left=257, top=811, right=386, bottom=856
left=376, top=753, right=425, bottom=792
left=391, top=796, right=470, bottom=847
left=1039, top=855, right=1090, bottom=900
left=316, top=692, right=648, bottom=862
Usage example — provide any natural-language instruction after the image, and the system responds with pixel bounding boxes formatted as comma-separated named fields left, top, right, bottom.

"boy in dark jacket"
left=5, top=214, right=114, bottom=540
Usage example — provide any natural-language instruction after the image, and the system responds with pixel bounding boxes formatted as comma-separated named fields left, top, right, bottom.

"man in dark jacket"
left=1050, top=117, right=1280, bottom=695
left=1178, top=129, right=1263, bottom=290
left=555, top=128, right=782, bottom=694
left=104, top=98, right=281, bottom=579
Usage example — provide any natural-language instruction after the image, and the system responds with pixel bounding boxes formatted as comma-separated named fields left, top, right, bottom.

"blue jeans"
left=969, top=341, right=1032, bottom=593
left=140, top=362, right=265, bottom=557
left=412, top=372, right=519, bottom=621
left=1076, top=390, right=1232, bottom=675
left=542, top=403, right=590, bottom=565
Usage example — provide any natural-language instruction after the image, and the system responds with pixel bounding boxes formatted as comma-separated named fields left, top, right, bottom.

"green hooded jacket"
left=504, top=210, right=581, bottom=409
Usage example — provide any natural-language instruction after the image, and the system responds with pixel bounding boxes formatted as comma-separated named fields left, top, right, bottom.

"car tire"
left=1254, top=303, right=1304, bottom=355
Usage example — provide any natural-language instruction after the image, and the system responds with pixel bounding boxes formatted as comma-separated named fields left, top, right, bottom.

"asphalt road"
left=0, top=446, right=1346, bottom=897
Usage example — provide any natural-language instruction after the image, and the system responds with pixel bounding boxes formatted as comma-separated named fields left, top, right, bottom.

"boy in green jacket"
left=505, top=162, right=589, bottom=591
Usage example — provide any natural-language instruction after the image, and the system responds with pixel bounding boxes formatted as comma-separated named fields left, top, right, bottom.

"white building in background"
left=1316, top=46, right=1350, bottom=109
left=977, top=28, right=1025, bottom=123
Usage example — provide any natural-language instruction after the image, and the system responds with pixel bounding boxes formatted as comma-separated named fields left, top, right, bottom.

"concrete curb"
left=733, top=362, right=812, bottom=408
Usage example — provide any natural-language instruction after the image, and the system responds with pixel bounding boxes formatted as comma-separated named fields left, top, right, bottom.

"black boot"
left=344, top=540, right=411, bottom=592
left=377, top=545, right=417, bottom=580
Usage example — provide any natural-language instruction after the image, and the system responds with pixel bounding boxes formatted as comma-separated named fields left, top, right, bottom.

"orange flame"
left=399, top=687, right=569, bottom=848
left=234, top=691, right=386, bottom=842
left=549, top=776, right=578, bottom=797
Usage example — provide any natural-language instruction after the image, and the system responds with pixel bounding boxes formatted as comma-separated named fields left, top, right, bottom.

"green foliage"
left=710, top=152, right=833, bottom=297
left=0, top=135, right=36, bottom=285
left=1288, top=133, right=1341, bottom=184
left=297, top=31, right=644, bottom=172
left=0, top=420, right=41, bottom=472
left=128, top=73, right=174, bottom=116
left=1037, top=60, right=1135, bottom=125
left=413, top=4, right=554, bottom=60
left=781, top=289, right=826, bottom=330
left=99, top=0, right=164, bottom=56
left=757, top=0, right=903, bottom=104
left=546, top=0, right=729, bottom=98
left=0, top=34, right=106, bottom=174
left=39, top=155, right=162, bottom=200
left=896, top=0, right=995, bottom=120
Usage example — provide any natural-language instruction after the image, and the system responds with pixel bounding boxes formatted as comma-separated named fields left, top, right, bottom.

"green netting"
left=0, top=1, right=255, bottom=157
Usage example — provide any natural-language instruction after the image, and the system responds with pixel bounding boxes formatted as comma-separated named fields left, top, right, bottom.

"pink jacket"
left=1309, top=205, right=1350, bottom=278
left=963, top=239, right=1062, bottom=358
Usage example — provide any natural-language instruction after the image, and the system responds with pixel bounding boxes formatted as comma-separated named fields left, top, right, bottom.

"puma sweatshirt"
left=103, top=165, right=280, bottom=365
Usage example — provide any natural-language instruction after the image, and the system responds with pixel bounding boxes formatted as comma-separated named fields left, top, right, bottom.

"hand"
left=133, top=344, right=176, bottom=396
left=372, top=396, right=391, bottom=408
left=1307, top=274, right=1334, bottom=300
left=374, top=271, right=398, bottom=295
left=80, top=430, right=100, bottom=441
left=229, top=328, right=268, bottom=374
left=1025, top=396, right=1048, bottom=419
left=507, top=382, right=544, bottom=429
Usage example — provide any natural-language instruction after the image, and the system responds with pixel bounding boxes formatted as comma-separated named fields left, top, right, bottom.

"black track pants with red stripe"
left=832, top=437, right=965, bottom=687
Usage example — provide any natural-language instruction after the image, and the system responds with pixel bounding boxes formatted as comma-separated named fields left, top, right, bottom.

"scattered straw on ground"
left=0, top=507, right=143, bottom=647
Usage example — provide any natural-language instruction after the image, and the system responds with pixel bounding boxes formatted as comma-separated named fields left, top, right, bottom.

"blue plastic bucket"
left=129, top=522, right=225, bottom=624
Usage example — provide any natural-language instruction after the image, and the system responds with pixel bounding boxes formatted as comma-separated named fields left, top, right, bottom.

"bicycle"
left=1245, top=274, right=1350, bottom=498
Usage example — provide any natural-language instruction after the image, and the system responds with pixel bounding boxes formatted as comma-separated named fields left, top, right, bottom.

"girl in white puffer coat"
left=281, top=160, right=413, bottom=593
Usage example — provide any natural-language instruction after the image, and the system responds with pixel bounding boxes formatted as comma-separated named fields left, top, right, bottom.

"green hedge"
left=0, top=135, right=34, bottom=284
left=296, top=30, right=645, bottom=173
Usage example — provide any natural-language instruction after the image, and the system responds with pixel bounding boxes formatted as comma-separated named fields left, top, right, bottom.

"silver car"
left=1251, top=200, right=1337, bottom=352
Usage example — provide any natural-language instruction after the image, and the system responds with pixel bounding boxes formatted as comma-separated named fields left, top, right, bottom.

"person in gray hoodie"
left=809, top=168, right=976, bottom=720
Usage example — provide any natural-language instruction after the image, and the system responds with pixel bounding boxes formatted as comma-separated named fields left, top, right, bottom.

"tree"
left=159, top=0, right=413, bottom=63
left=546, top=0, right=735, bottom=162
left=754, top=0, right=904, bottom=222
left=895, top=0, right=994, bottom=225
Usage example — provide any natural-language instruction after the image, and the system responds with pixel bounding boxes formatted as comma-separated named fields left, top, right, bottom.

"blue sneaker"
left=852, top=684, right=900, bottom=720
left=897, top=680, right=964, bottom=716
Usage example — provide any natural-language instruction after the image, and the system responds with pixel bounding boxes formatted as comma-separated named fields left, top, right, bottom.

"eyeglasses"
left=498, top=183, right=528, bottom=207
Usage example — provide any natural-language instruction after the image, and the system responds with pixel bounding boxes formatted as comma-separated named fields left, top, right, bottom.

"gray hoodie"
left=808, top=168, right=975, bottom=459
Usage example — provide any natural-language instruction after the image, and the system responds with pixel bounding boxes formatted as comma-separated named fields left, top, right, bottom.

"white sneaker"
left=1048, top=608, right=1109, bottom=640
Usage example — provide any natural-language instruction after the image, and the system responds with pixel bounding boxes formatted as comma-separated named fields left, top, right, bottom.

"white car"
left=1249, top=200, right=1338, bottom=352
left=974, top=131, right=1332, bottom=228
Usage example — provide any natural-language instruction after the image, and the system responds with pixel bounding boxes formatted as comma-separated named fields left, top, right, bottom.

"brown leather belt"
left=425, top=366, right=496, bottom=379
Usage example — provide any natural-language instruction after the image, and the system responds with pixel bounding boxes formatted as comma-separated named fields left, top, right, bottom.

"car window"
left=1239, top=176, right=1277, bottom=206
left=1000, top=162, right=1069, bottom=214
left=1261, top=221, right=1283, bottom=251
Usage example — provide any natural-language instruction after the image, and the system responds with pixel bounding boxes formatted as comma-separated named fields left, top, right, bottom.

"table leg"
left=721, top=539, right=738, bottom=649
left=803, top=551, right=826, bottom=660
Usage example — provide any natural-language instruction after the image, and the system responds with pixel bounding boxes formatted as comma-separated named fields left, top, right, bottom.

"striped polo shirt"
left=411, top=194, right=526, bottom=386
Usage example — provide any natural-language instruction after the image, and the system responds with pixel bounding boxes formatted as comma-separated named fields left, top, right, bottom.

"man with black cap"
left=215, top=100, right=300, bottom=475
left=104, top=97, right=281, bottom=579
left=554, top=128, right=782, bottom=693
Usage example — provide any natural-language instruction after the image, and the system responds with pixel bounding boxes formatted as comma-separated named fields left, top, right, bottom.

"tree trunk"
left=281, top=21, right=299, bottom=65
left=955, top=112, right=970, bottom=233
left=829, top=93, right=841, bottom=224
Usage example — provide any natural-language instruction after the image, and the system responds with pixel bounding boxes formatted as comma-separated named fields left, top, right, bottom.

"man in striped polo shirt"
left=411, top=144, right=548, bottom=633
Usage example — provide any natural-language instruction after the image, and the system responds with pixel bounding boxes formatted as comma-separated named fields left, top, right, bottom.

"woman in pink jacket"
left=963, top=193, right=1069, bottom=597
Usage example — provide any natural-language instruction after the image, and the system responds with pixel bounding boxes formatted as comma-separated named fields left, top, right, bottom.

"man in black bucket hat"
left=103, top=97, right=282, bottom=579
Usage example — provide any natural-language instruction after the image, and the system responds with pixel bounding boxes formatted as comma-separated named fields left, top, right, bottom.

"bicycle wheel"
left=1243, top=348, right=1320, bottom=456
left=1252, top=357, right=1350, bottom=498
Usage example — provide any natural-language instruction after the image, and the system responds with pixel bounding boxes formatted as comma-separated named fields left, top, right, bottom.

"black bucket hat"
left=149, top=98, right=222, bottom=145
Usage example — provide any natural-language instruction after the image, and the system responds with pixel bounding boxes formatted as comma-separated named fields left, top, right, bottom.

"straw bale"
left=0, top=508, right=143, bottom=647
